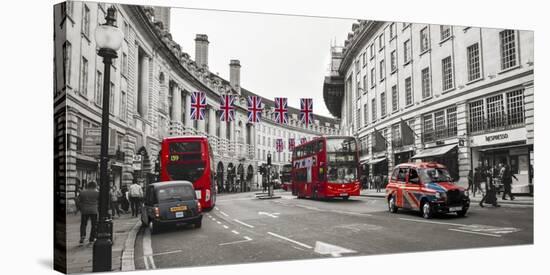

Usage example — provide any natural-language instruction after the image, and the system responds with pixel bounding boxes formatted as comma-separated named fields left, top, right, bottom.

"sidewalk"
left=65, top=212, right=140, bottom=273
left=360, top=188, right=533, bottom=206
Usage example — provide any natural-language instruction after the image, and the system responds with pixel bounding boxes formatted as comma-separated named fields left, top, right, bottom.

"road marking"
left=314, top=241, right=357, bottom=257
left=233, top=219, right=255, bottom=228
left=223, top=225, right=229, bottom=229
left=331, top=210, right=372, bottom=217
left=244, top=236, right=252, bottom=241
left=399, top=218, right=464, bottom=227
left=296, top=204, right=321, bottom=211
left=258, top=211, right=279, bottom=218
left=220, top=211, right=229, bottom=217
left=217, top=221, right=222, bottom=225
left=142, top=229, right=156, bottom=269
left=152, top=250, right=182, bottom=256
left=219, top=237, right=253, bottom=246
left=212, top=218, right=217, bottom=221
left=215, top=207, right=219, bottom=210
left=231, top=230, right=240, bottom=235
left=267, top=232, right=312, bottom=249
left=449, top=228, right=502, bottom=237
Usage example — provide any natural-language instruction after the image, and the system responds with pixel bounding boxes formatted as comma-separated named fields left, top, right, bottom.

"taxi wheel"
left=457, top=209, right=467, bottom=217
left=149, top=220, right=159, bottom=235
left=195, top=220, right=202, bottom=229
left=421, top=202, right=433, bottom=219
left=388, top=196, right=398, bottom=213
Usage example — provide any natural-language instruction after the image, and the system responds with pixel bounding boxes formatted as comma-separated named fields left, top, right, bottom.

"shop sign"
left=82, top=128, right=116, bottom=156
left=470, top=128, right=526, bottom=147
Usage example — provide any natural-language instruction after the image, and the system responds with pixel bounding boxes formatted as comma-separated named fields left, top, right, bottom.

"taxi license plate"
left=175, top=212, right=184, bottom=218
left=340, top=193, right=348, bottom=196
left=449, top=206, right=462, bottom=212
left=170, top=206, right=187, bottom=212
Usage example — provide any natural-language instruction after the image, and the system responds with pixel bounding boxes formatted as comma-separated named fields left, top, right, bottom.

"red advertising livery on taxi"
left=291, top=136, right=361, bottom=200
left=158, top=136, right=216, bottom=210
left=386, top=162, right=470, bottom=219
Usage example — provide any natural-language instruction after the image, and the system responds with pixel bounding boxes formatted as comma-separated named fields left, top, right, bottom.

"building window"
left=421, top=67, right=431, bottom=99
left=389, top=23, right=396, bottom=39
left=355, top=60, right=360, bottom=75
left=362, top=75, right=367, bottom=94
left=391, top=85, right=398, bottom=112
left=390, top=50, right=397, bottom=72
left=420, top=27, right=430, bottom=52
left=356, top=81, right=361, bottom=98
left=379, top=59, right=385, bottom=81
left=468, top=100, right=485, bottom=133
left=447, top=106, right=457, bottom=137
left=62, top=41, right=71, bottom=86
left=440, top=25, right=451, bottom=41
left=370, top=68, right=376, bottom=87
left=357, top=108, right=361, bottom=128
left=82, top=4, right=90, bottom=38
left=378, top=33, right=385, bottom=51
left=423, top=106, right=457, bottom=142
left=499, top=30, right=518, bottom=70
left=507, top=89, right=525, bottom=125
left=467, top=43, right=481, bottom=81
left=486, top=94, right=505, bottom=129
left=363, top=103, right=368, bottom=126
left=371, top=98, right=377, bottom=121
left=362, top=52, right=366, bottom=67
left=109, top=82, right=115, bottom=114
left=441, top=56, right=454, bottom=91
left=94, top=70, right=102, bottom=106
left=120, top=90, right=127, bottom=121
left=434, top=110, right=445, bottom=139
left=403, top=39, right=411, bottom=64
left=405, top=77, right=413, bottom=106
left=79, top=57, right=88, bottom=97
left=123, top=21, right=129, bottom=41
left=122, top=52, right=128, bottom=77
left=369, top=44, right=375, bottom=60
left=380, top=92, right=387, bottom=117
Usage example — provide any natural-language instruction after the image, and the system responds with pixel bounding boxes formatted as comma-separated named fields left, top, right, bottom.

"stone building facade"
left=54, top=1, right=341, bottom=211
left=324, top=20, right=533, bottom=193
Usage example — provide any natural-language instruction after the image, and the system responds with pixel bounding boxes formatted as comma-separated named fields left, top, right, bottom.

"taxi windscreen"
left=156, top=185, right=195, bottom=202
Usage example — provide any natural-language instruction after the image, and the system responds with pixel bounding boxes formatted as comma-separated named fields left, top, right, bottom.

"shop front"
left=470, top=127, right=532, bottom=194
left=393, top=145, right=415, bottom=166
left=369, top=157, right=388, bottom=187
left=411, top=144, right=459, bottom=181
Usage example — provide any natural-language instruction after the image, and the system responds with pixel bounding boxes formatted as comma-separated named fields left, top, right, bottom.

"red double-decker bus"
left=158, top=136, right=216, bottom=210
left=291, top=136, right=360, bottom=200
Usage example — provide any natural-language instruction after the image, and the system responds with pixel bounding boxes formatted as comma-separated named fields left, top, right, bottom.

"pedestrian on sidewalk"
left=473, top=167, right=483, bottom=197
left=128, top=180, right=143, bottom=217
left=119, top=185, right=129, bottom=213
left=467, top=170, right=474, bottom=194
left=500, top=162, right=517, bottom=200
left=374, top=174, right=381, bottom=193
left=480, top=166, right=500, bottom=207
left=76, top=181, right=99, bottom=244
left=110, top=184, right=122, bottom=218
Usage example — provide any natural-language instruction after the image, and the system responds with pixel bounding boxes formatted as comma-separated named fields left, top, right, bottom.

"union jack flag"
left=274, top=97, right=288, bottom=124
left=247, top=96, right=262, bottom=123
left=219, top=94, right=235, bottom=122
left=276, top=138, right=284, bottom=152
left=300, top=98, right=313, bottom=126
left=288, top=138, right=295, bottom=151
left=190, top=91, right=207, bottom=120
left=300, top=137, right=307, bottom=144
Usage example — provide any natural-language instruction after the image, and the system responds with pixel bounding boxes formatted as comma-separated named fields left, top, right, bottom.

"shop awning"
left=411, top=144, right=457, bottom=159
left=478, top=143, right=529, bottom=152
left=368, top=158, right=387, bottom=165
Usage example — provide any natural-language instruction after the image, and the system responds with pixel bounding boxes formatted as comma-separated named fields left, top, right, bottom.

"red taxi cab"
left=385, top=162, right=470, bottom=219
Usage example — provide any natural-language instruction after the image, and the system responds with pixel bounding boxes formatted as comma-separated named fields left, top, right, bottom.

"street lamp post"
left=93, top=6, right=123, bottom=272
left=267, top=152, right=272, bottom=197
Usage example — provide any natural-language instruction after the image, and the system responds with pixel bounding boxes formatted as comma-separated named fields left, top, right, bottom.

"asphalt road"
left=133, top=190, right=533, bottom=270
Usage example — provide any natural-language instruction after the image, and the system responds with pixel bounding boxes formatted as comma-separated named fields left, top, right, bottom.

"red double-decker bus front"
left=291, top=136, right=360, bottom=200
left=159, top=136, right=216, bottom=210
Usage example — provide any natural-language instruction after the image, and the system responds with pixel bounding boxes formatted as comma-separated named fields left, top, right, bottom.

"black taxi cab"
left=141, top=181, right=203, bottom=234
left=385, top=162, right=470, bottom=219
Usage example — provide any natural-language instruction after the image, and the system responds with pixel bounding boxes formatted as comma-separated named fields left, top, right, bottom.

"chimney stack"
left=229, top=60, right=241, bottom=94
left=194, top=34, right=209, bottom=68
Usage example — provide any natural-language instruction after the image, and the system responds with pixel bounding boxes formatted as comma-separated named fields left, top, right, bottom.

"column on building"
left=524, top=81, right=534, bottom=145
left=171, top=84, right=182, bottom=136
left=198, top=105, right=207, bottom=133
left=184, top=91, right=192, bottom=132
left=208, top=107, right=216, bottom=136
left=456, top=101, right=470, bottom=188
left=122, top=135, right=137, bottom=189
left=65, top=109, right=78, bottom=213
left=139, top=54, right=149, bottom=119
left=386, top=128, right=394, bottom=177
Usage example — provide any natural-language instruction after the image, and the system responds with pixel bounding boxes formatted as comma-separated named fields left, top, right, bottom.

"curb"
left=120, top=220, right=142, bottom=271
left=359, top=194, right=533, bottom=207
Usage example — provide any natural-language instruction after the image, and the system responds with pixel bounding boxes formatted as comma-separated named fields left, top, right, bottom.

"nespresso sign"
left=470, top=128, right=526, bottom=147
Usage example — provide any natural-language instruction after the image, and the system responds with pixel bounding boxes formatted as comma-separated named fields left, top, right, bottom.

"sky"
left=168, top=7, right=356, bottom=118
